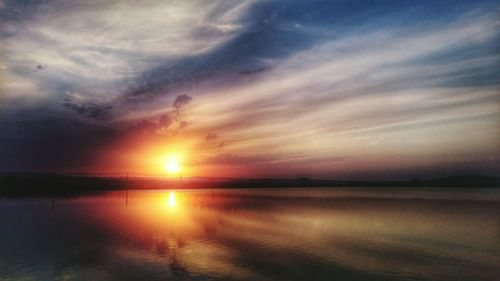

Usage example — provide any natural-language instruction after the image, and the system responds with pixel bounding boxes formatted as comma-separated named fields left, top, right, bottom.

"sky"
left=0, top=0, right=499, bottom=180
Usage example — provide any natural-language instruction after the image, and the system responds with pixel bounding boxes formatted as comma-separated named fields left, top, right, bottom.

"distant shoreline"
left=0, top=173, right=498, bottom=197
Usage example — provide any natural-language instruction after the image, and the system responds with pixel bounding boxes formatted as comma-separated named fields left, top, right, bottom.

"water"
left=0, top=188, right=499, bottom=281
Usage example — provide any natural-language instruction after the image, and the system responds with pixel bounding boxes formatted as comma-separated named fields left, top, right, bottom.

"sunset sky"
left=0, top=0, right=498, bottom=179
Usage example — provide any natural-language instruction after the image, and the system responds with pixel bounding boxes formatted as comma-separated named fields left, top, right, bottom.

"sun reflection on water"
left=1, top=189, right=499, bottom=281
left=168, top=191, right=176, bottom=207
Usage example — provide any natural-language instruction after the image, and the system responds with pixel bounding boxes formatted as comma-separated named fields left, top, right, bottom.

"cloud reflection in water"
left=0, top=189, right=499, bottom=281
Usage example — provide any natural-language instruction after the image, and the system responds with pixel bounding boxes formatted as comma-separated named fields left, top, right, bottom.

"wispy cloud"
left=185, top=10, right=499, bottom=177
left=1, top=0, right=253, bottom=105
left=0, top=0, right=498, bottom=178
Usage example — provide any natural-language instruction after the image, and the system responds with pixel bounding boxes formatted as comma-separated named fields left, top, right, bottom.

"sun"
left=164, top=155, right=181, bottom=174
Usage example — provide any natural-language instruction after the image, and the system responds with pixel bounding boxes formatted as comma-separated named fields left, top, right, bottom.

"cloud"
left=158, top=114, right=173, bottom=129
left=172, top=94, right=192, bottom=111
left=1, top=0, right=255, bottom=110
left=184, top=9, right=499, bottom=177
left=205, top=132, right=218, bottom=141
left=200, top=153, right=271, bottom=166
left=179, top=121, right=189, bottom=129
left=125, top=113, right=177, bottom=136
left=0, top=0, right=498, bottom=178
left=0, top=117, right=124, bottom=171
left=127, top=119, right=159, bottom=135
left=62, top=101, right=112, bottom=120
left=35, top=64, right=47, bottom=71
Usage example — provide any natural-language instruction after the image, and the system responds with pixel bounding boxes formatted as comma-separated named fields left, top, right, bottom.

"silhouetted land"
left=0, top=173, right=498, bottom=197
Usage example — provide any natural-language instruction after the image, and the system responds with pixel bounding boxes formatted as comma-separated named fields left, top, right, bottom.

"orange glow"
left=95, top=131, right=244, bottom=177
left=113, top=134, right=200, bottom=176
left=165, top=155, right=181, bottom=174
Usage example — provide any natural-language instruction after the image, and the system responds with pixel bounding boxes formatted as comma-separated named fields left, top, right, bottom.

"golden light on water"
left=168, top=191, right=176, bottom=207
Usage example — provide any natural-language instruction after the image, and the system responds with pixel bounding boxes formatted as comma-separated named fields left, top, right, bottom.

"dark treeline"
left=0, top=173, right=499, bottom=197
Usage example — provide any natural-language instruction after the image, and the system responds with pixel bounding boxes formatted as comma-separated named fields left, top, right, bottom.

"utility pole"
left=126, top=171, right=129, bottom=205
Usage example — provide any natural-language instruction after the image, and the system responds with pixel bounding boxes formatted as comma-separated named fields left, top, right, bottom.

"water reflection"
left=168, top=191, right=176, bottom=208
left=0, top=188, right=499, bottom=281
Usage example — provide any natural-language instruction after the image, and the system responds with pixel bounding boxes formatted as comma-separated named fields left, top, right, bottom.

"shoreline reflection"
left=0, top=188, right=499, bottom=281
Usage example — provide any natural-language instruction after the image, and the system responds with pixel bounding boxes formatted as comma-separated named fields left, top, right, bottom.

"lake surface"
left=1, top=188, right=499, bottom=281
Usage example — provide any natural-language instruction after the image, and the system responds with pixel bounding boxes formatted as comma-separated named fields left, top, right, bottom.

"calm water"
left=1, top=188, right=499, bottom=281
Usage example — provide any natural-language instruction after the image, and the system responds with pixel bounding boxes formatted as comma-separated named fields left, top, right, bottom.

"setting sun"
left=165, top=155, right=181, bottom=174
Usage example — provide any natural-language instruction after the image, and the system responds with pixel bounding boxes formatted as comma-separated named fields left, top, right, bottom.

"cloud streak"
left=0, top=0, right=498, bottom=178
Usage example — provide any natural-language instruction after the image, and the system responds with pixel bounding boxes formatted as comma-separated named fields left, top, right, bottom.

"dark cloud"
left=127, top=120, right=158, bottom=135
left=127, top=114, right=175, bottom=135
left=0, top=117, right=123, bottom=171
left=172, top=94, right=192, bottom=110
left=0, top=108, right=190, bottom=172
left=206, top=132, right=217, bottom=141
left=158, top=114, right=172, bottom=129
left=62, top=101, right=112, bottom=120
left=35, top=64, right=47, bottom=71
